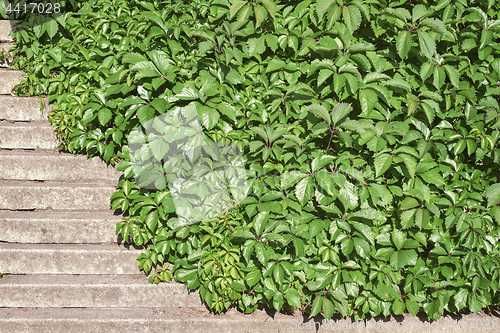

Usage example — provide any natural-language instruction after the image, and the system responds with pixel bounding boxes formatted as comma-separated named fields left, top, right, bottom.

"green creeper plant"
left=8, top=0, right=500, bottom=321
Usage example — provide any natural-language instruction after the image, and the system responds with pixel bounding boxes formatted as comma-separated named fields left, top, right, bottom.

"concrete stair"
left=0, top=96, right=48, bottom=121
left=0, top=274, right=204, bottom=308
left=0, top=210, right=120, bottom=243
left=0, top=68, right=23, bottom=93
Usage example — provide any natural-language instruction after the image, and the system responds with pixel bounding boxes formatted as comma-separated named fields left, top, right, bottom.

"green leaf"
left=246, top=269, right=262, bottom=287
left=98, top=108, right=112, bottom=126
left=398, top=154, right=417, bottom=177
left=419, top=18, right=447, bottom=34
left=390, top=249, right=417, bottom=269
left=229, top=1, right=247, bottom=19
left=417, top=31, right=436, bottom=59
left=353, top=237, right=370, bottom=259
left=419, top=169, right=445, bottom=186
left=197, top=105, right=220, bottom=130
left=486, top=183, right=500, bottom=208
left=374, top=284, right=400, bottom=301
left=401, top=209, right=416, bottom=229
left=247, top=37, right=266, bottom=55
left=331, top=103, right=353, bottom=126
left=343, top=5, right=362, bottom=34
left=341, top=238, right=354, bottom=256
left=392, top=299, right=405, bottom=315
left=295, top=177, right=315, bottom=206
left=259, top=0, right=277, bottom=18
left=385, top=78, right=411, bottom=93
left=443, top=65, right=460, bottom=88
left=310, top=295, right=323, bottom=317
left=374, top=153, right=393, bottom=177
left=396, top=30, right=412, bottom=59
left=232, top=230, right=255, bottom=239
left=454, top=288, right=468, bottom=311
left=316, top=0, right=337, bottom=21
left=406, top=298, right=420, bottom=316
left=304, top=104, right=331, bottom=126
left=254, top=5, right=268, bottom=28
left=323, top=297, right=336, bottom=319
left=382, top=7, right=409, bottom=23
left=412, top=5, right=429, bottom=24
left=315, top=170, right=338, bottom=198
left=350, top=221, right=375, bottom=246
left=359, top=88, right=378, bottom=114
left=284, top=289, right=302, bottom=308
left=253, top=211, right=270, bottom=236
left=392, top=229, right=406, bottom=250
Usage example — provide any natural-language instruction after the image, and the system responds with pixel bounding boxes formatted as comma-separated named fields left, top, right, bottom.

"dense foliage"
left=8, top=0, right=500, bottom=320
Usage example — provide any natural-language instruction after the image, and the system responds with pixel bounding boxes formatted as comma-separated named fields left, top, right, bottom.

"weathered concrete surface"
left=0, top=96, right=47, bottom=121
left=0, top=307, right=496, bottom=333
left=0, top=69, right=23, bottom=94
left=0, top=243, right=141, bottom=274
left=0, top=180, right=115, bottom=210
left=0, top=275, right=204, bottom=308
left=0, top=210, right=121, bottom=243
left=0, top=149, right=121, bottom=182
left=0, top=20, right=16, bottom=42
left=0, top=122, right=58, bottom=149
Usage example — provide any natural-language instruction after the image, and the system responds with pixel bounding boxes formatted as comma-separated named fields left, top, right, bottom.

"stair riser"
left=0, top=96, right=47, bottom=121
left=0, top=154, right=120, bottom=182
left=0, top=285, right=203, bottom=308
left=0, top=69, right=23, bottom=94
left=0, top=248, right=139, bottom=274
left=0, top=219, right=119, bottom=243
left=0, top=185, right=114, bottom=210
left=0, top=21, right=15, bottom=42
left=0, top=124, right=58, bottom=149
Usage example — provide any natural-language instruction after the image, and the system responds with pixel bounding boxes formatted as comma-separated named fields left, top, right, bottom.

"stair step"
left=0, top=180, right=115, bottom=210
left=0, top=149, right=121, bottom=182
left=0, top=96, right=47, bottom=121
left=0, top=274, right=204, bottom=308
left=0, top=210, right=121, bottom=243
left=0, top=69, right=23, bottom=94
left=0, top=308, right=313, bottom=333
left=0, top=243, right=141, bottom=274
left=0, top=121, right=58, bottom=149
left=0, top=20, right=15, bottom=43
